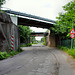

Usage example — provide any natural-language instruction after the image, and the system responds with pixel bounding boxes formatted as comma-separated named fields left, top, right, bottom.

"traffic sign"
left=70, top=28, right=75, bottom=34
left=70, top=34, right=74, bottom=38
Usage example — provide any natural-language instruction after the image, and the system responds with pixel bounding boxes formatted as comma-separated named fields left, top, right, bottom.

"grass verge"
left=58, top=46, right=75, bottom=58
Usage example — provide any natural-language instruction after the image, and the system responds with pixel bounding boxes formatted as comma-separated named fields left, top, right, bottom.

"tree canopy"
left=51, top=0, right=75, bottom=38
left=18, top=25, right=31, bottom=44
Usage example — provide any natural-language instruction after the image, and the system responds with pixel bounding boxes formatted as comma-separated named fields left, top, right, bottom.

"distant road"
left=32, top=43, right=44, bottom=47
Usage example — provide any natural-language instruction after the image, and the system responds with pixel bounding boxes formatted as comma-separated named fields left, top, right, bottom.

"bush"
left=43, top=37, right=45, bottom=45
left=0, top=47, right=23, bottom=60
left=19, top=44, right=27, bottom=47
left=0, top=52, right=10, bottom=60
left=17, top=47, right=23, bottom=52
left=43, top=42, right=45, bottom=45
left=67, top=49, right=75, bottom=58
left=27, top=43, right=32, bottom=46
left=19, top=43, right=32, bottom=47
left=9, top=50, right=17, bottom=56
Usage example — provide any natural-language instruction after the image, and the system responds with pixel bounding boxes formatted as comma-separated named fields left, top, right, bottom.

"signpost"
left=70, top=28, right=75, bottom=50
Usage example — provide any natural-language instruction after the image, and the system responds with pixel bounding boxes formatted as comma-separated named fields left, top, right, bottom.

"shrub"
left=67, top=49, right=75, bottom=58
left=43, top=42, right=45, bottom=45
left=19, top=43, right=32, bottom=47
left=0, top=47, right=23, bottom=60
left=43, top=37, right=45, bottom=45
left=0, top=52, right=10, bottom=60
left=9, top=50, right=17, bottom=56
left=17, top=47, right=23, bottom=52
left=19, top=44, right=27, bottom=47
left=27, top=43, right=32, bottom=46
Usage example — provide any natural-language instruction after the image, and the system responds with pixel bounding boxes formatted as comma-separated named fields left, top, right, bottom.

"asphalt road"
left=0, top=44, right=75, bottom=75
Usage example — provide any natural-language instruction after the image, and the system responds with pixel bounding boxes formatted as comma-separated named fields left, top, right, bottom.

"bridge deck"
left=2, top=10, right=56, bottom=29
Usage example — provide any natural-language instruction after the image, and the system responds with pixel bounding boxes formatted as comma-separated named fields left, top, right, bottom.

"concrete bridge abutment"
left=45, top=30, right=56, bottom=47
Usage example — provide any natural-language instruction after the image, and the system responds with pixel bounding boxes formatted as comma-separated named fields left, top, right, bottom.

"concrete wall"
left=45, top=30, right=56, bottom=47
left=10, top=16, right=18, bottom=25
left=49, top=33, right=56, bottom=47
left=0, top=12, right=19, bottom=51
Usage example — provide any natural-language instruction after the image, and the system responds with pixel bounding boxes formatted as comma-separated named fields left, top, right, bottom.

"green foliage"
left=41, top=37, right=46, bottom=45
left=41, top=38, right=44, bottom=42
left=27, top=43, right=32, bottom=46
left=0, top=47, right=23, bottom=60
left=67, top=49, right=75, bottom=58
left=42, top=37, right=45, bottom=45
left=30, top=36, right=36, bottom=44
left=9, top=50, right=17, bottom=56
left=53, top=0, right=75, bottom=38
left=0, top=52, right=10, bottom=60
left=17, top=47, right=23, bottom=52
left=33, top=42, right=38, bottom=44
left=18, top=25, right=31, bottom=44
left=0, top=0, right=6, bottom=7
left=19, top=43, right=32, bottom=47
left=19, top=44, right=27, bottom=47
left=58, top=46, right=75, bottom=58
left=43, top=42, right=45, bottom=45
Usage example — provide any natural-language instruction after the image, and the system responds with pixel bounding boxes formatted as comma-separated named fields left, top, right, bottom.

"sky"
left=3, top=0, right=72, bottom=40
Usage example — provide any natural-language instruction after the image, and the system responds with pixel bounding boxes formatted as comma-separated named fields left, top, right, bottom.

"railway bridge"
left=0, top=9, right=57, bottom=51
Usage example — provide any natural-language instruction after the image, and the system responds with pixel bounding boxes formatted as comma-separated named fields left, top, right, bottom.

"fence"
left=61, top=39, right=75, bottom=48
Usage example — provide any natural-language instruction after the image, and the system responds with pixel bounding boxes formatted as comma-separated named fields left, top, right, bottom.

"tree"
left=30, top=36, right=36, bottom=43
left=51, top=0, right=75, bottom=38
left=18, top=25, right=31, bottom=44
left=0, top=0, right=6, bottom=7
left=41, top=38, right=44, bottom=42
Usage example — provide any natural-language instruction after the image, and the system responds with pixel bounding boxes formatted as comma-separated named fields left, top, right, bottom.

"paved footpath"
left=0, top=44, right=75, bottom=75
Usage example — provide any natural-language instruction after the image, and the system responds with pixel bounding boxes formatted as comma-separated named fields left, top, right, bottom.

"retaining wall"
left=0, top=12, right=19, bottom=51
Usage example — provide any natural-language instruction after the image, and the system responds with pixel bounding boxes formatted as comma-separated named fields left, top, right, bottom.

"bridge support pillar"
left=46, top=30, right=56, bottom=47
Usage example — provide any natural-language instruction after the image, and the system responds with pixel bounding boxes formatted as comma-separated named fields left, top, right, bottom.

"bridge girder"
left=2, top=10, right=56, bottom=29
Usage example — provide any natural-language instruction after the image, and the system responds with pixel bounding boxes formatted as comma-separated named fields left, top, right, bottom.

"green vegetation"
left=41, top=37, right=45, bottom=45
left=19, top=43, right=32, bottom=47
left=51, top=0, right=75, bottom=39
left=30, top=36, right=36, bottom=44
left=33, top=42, right=38, bottom=44
left=30, top=31, right=38, bottom=44
left=18, top=25, right=31, bottom=44
left=55, top=0, right=75, bottom=59
left=0, top=47, right=23, bottom=60
left=58, top=46, right=75, bottom=58
left=0, top=52, right=10, bottom=60
left=0, top=0, right=6, bottom=7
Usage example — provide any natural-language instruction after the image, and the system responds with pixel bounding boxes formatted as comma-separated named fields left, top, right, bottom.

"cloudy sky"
left=3, top=0, right=72, bottom=40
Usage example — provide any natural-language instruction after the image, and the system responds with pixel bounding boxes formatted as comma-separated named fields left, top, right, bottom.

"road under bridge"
left=2, top=10, right=57, bottom=47
left=0, top=9, right=59, bottom=51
